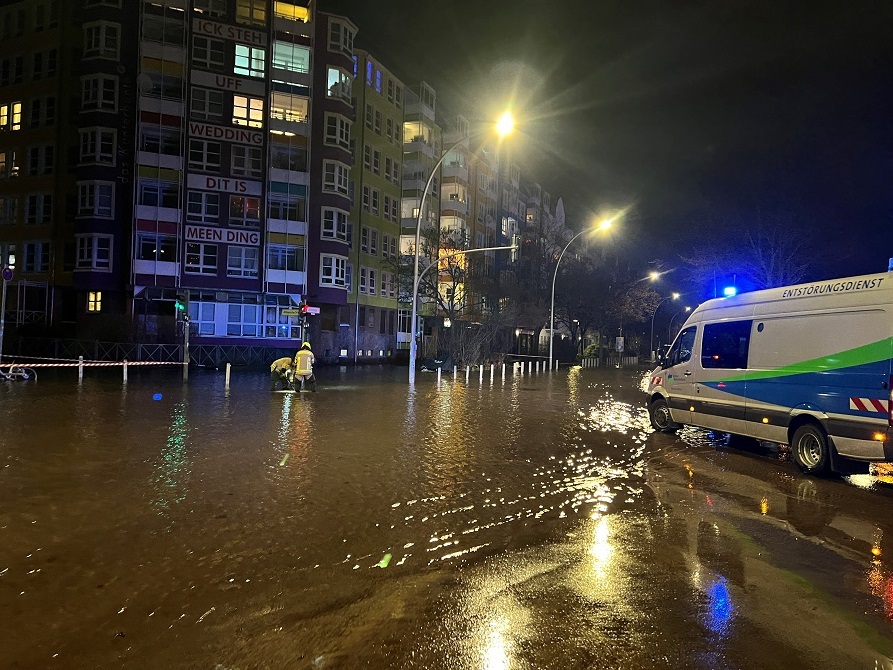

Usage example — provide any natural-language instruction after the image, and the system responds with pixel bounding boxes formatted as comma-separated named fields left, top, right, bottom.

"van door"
left=662, top=325, right=698, bottom=425
left=690, top=319, right=752, bottom=435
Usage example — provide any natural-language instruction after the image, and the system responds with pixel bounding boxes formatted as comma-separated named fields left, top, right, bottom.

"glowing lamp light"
left=723, top=286, right=737, bottom=297
left=495, top=111, right=514, bottom=137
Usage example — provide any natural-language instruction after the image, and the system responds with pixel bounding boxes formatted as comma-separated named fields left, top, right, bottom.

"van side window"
left=702, top=320, right=752, bottom=369
left=666, top=326, right=696, bottom=368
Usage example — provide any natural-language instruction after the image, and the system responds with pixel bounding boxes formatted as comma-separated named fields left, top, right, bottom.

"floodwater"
left=3, top=365, right=893, bottom=669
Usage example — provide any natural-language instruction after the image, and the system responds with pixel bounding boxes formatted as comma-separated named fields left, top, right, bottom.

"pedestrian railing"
left=581, top=355, right=640, bottom=368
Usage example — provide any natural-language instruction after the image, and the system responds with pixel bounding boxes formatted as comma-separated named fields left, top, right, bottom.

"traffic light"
left=175, top=296, right=187, bottom=312
left=300, top=301, right=308, bottom=315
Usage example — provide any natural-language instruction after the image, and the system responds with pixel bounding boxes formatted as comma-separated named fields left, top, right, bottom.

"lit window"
left=270, top=92, right=307, bottom=123
left=0, top=102, right=22, bottom=130
left=234, top=45, right=265, bottom=78
left=227, top=303, right=260, bottom=336
left=375, top=69, right=382, bottom=93
left=274, top=2, right=310, bottom=22
left=272, top=41, right=310, bottom=73
left=136, top=233, right=177, bottom=261
left=232, top=95, right=264, bottom=128
left=229, top=196, right=260, bottom=226
left=87, top=291, right=102, bottom=312
left=326, top=67, right=351, bottom=101
left=235, top=0, right=266, bottom=25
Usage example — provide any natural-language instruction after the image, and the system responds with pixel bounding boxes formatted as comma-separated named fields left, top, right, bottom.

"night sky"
left=329, top=0, right=893, bottom=280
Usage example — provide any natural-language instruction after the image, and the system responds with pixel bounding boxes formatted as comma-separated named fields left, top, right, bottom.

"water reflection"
left=482, top=615, right=510, bottom=670
left=153, top=401, right=190, bottom=517
left=705, top=576, right=735, bottom=635
left=588, top=515, right=613, bottom=580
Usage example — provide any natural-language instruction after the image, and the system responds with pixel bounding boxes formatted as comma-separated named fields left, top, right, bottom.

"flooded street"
left=4, top=365, right=893, bottom=668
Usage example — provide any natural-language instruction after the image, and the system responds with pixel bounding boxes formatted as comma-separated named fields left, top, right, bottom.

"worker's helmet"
left=301, top=341, right=311, bottom=349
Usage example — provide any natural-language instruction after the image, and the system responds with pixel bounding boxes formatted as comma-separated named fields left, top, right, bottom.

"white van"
left=646, top=272, right=893, bottom=475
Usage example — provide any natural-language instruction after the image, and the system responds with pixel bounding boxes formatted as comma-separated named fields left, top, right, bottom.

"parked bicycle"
left=0, top=364, right=37, bottom=381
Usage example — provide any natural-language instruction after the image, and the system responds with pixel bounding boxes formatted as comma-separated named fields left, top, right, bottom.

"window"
left=236, top=0, right=266, bottom=25
left=191, top=88, right=224, bottom=120
left=360, top=226, right=369, bottom=253
left=84, top=22, right=119, bottom=59
left=227, top=246, right=259, bottom=278
left=85, top=0, right=120, bottom=6
left=190, top=302, right=216, bottom=336
left=326, top=67, right=352, bottom=102
left=22, top=241, right=50, bottom=273
left=392, top=160, right=400, bottom=185
left=193, top=0, right=226, bottom=16
left=0, top=102, right=22, bottom=130
left=32, top=50, right=56, bottom=79
left=374, top=110, right=381, bottom=134
left=25, top=194, right=52, bottom=224
left=78, top=182, right=114, bottom=218
left=324, top=114, right=350, bottom=149
left=0, top=56, right=23, bottom=85
left=381, top=272, right=396, bottom=298
left=375, top=69, right=382, bottom=93
left=79, top=128, right=115, bottom=164
left=274, top=2, right=310, bottom=21
left=140, top=126, right=180, bottom=155
left=192, top=35, right=225, bottom=69
left=321, top=208, right=348, bottom=241
left=229, top=196, right=260, bottom=226
left=0, top=196, right=17, bottom=225
left=138, top=180, right=178, bottom=209
left=701, top=321, right=752, bottom=369
left=137, top=233, right=177, bottom=261
left=267, top=244, right=304, bottom=271
left=82, top=75, right=117, bottom=112
left=328, top=20, right=354, bottom=54
left=234, top=44, right=265, bottom=78
left=76, top=234, right=112, bottom=270
left=142, top=14, right=185, bottom=44
left=387, top=78, right=395, bottom=102
left=185, top=242, right=217, bottom=275
left=370, top=190, right=379, bottom=216
left=227, top=303, right=260, bottom=336
left=232, top=95, right=264, bottom=128
left=187, top=139, right=221, bottom=172
left=323, top=160, right=348, bottom=195
left=142, top=72, right=183, bottom=100
left=368, top=268, right=377, bottom=294
left=321, top=254, right=347, bottom=287
left=87, top=292, right=102, bottom=312
left=666, top=326, right=696, bottom=368
left=372, top=150, right=380, bottom=175
left=270, top=143, right=307, bottom=171
left=268, top=194, right=306, bottom=221
left=231, top=145, right=262, bottom=178
left=365, top=103, right=373, bottom=128
left=27, top=146, right=53, bottom=175
left=359, top=267, right=367, bottom=294
left=270, top=92, right=308, bottom=123
left=272, top=41, right=310, bottom=73
left=186, top=191, right=220, bottom=223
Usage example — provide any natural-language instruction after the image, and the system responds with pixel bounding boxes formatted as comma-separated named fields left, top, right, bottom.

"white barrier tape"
left=2, top=361, right=184, bottom=368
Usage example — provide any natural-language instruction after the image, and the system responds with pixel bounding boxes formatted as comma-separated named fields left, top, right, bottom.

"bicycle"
left=0, top=364, right=38, bottom=381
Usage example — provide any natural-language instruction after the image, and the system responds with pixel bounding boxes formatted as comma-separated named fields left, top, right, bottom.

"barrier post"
left=122, top=359, right=128, bottom=383
left=479, top=366, right=483, bottom=383
left=502, top=363, right=505, bottom=380
left=437, top=367, right=441, bottom=386
left=225, top=362, right=231, bottom=388
left=78, top=356, right=84, bottom=383
left=465, top=366, right=470, bottom=382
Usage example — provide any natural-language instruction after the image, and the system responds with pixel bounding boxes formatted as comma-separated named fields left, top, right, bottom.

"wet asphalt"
left=3, top=364, right=893, bottom=669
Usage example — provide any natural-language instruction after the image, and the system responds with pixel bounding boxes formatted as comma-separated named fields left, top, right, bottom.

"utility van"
left=646, top=272, right=893, bottom=475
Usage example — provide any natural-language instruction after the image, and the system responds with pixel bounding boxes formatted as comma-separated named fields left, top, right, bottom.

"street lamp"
left=548, top=214, right=618, bottom=369
left=649, top=292, right=680, bottom=362
left=408, top=112, right=515, bottom=385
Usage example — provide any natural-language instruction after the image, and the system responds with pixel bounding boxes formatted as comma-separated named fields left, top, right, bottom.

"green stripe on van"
left=718, top=337, right=893, bottom=382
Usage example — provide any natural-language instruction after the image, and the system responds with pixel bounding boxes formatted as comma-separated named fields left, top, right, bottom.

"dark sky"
left=328, top=0, right=893, bottom=280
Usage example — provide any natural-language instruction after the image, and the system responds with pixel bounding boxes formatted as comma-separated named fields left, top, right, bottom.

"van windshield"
left=665, top=326, right=696, bottom=368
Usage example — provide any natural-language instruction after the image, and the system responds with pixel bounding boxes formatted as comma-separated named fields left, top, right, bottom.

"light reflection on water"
left=153, top=402, right=189, bottom=516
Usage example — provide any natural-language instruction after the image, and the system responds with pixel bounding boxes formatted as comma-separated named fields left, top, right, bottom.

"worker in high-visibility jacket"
left=293, top=341, right=316, bottom=392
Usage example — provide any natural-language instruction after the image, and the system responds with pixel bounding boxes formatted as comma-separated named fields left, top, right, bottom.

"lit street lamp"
left=548, top=214, right=618, bottom=369
left=408, top=112, right=515, bottom=385
left=649, top=292, right=680, bottom=362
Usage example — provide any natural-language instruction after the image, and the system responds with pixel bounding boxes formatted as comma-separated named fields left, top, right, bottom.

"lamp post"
left=0, top=266, right=12, bottom=364
left=548, top=216, right=616, bottom=369
left=408, top=112, right=514, bottom=385
left=649, top=292, right=679, bottom=362
left=669, top=306, right=691, bottom=340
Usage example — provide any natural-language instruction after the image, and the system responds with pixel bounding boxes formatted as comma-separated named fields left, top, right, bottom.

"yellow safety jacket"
left=294, top=349, right=314, bottom=375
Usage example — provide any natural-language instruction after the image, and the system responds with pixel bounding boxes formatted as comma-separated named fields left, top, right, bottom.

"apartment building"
left=346, top=49, right=403, bottom=361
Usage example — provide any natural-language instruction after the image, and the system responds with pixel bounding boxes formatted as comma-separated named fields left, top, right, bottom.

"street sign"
left=304, top=306, right=320, bottom=315
left=281, top=308, right=301, bottom=316
left=2, top=267, right=12, bottom=281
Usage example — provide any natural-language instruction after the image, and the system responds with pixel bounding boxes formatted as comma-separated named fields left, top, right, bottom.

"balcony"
left=268, top=167, right=309, bottom=186
left=404, top=138, right=436, bottom=159
left=270, top=67, right=312, bottom=88
left=140, top=96, right=184, bottom=117
left=141, top=41, right=185, bottom=64
left=441, top=198, right=468, bottom=216
left=270, top=117, right=309, bottom=137
left=266, top=219, right=307, bottom=236
left=133, top=260, right=178, bottom=277
left=136, top=151, right=182, bottom=171
left=442, top=162, right=468, bottom=182
left=267, top=269, right=306, bottom=286
left=273, top=17, right=312, bottom=38
left=136, top=205, right=180, bottom=223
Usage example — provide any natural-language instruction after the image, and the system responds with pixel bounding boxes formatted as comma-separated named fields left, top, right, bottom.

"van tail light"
left=889, top=375, right=893, bottom=427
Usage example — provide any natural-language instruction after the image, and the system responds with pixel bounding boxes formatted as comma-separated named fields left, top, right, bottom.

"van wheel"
left=650, top=397, right=680, bottom=433
left=791, top=424, right=831, bottom=475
